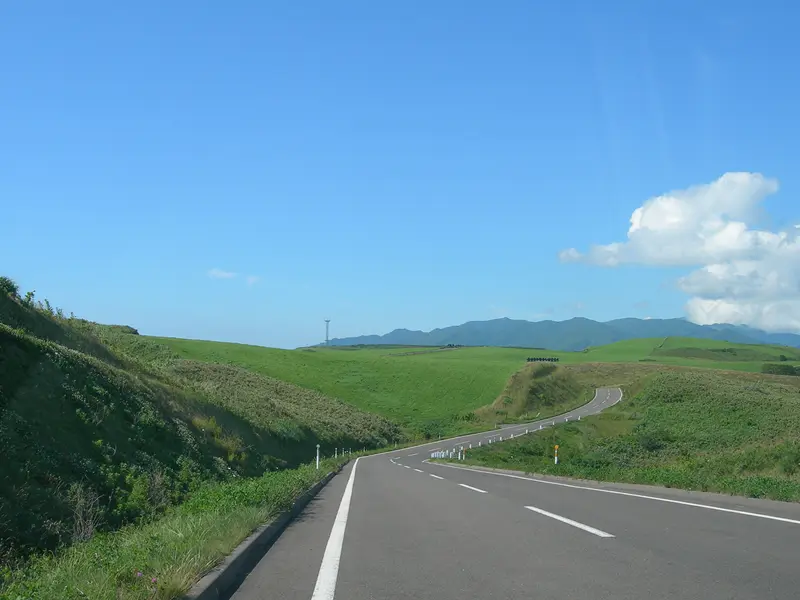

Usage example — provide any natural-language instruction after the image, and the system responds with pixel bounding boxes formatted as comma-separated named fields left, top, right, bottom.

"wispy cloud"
left=246, top=275, right=260, bottom=286
left=207, top=268, right=237, bottom=279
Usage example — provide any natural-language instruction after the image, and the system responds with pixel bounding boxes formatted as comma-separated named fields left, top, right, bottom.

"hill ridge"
left=326, top=317, right=800, bottom=351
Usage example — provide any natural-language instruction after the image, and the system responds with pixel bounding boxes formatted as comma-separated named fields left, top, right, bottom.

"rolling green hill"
left=6, top=278, right=800, bottom=595
left=0, top=290, right=399, bottom=567
left=458, top=365, right=800, bottom=502
left=151, top=339, right=537, bottom=438
left=151, top=336, right=800, bottom=439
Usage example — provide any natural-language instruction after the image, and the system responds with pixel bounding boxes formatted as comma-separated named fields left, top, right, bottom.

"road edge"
left=183, top=462, right=348, bottom=600
left=428, top=461, right=800, bottom=510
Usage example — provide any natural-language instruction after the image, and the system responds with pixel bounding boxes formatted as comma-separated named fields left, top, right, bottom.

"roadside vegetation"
left=6, top=274, right=800, bottom=596
left=458, top=365, right=800, bottom=502
left=474, top=362, right=595, bottom=424
left=0, top=279, right=399, bottom=594
left=1, top=457, right=348, bottom=600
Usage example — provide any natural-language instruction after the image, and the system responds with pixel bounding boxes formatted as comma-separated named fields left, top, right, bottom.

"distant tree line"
left=527, top=357, right=560, bottom=363
left=441, top=344, right=464, bottom=348
left=762, top=363, right=799, bottom=376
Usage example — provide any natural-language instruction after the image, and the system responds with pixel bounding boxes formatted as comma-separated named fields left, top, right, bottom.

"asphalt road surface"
left=231, top=387, right=800, bottom=600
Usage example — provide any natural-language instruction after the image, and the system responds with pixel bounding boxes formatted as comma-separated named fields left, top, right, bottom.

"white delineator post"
left=554, top=444, right=559, bottom=465
left=335, top=448, right=338, bottom=458
left=316, top=444, right=320, bottom=470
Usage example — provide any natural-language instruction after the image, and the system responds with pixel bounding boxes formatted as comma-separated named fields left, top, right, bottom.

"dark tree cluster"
left=526, top=357, right=560, bottom=363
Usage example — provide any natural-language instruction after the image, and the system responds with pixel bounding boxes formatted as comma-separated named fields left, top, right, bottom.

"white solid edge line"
left=413, top=468, right=424, bottom=473
left=311, top=458, right=360, bottom=600
left=430, top=474, right=444, bottom=480
left=458, top=483, right=488, bottom=494
left=525, top=505, right=614, bottom=538
left=432, top=463, right=800, bottom=526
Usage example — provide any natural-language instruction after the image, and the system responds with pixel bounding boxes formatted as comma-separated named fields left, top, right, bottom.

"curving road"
left=231, top=387, right=800, bottom=600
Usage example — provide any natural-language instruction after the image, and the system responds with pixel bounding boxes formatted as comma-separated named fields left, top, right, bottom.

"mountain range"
left=326, top=317, right=800, bottom=352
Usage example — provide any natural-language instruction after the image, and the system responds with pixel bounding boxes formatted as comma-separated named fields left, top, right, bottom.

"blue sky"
left=3, top=1, right=799, bottom=348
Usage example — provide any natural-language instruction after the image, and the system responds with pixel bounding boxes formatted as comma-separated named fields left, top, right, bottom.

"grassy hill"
left=6, top=277, right=800, bottom=595
left=149, top=336, right=800, bottom=439
left=151, top=339, right=538, bottom=438
left=0, top=290, right=399, bottom=568
left=458, top=364, right=800, bottom=501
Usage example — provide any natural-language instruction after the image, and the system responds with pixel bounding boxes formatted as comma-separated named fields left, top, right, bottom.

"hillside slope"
left=0, top=291, right=399, bottom=565
left=328, top=317, right=800, bottom=350
left=461, top=365, right=800, bottom=501
left=151, top=340, right=537, bottom=438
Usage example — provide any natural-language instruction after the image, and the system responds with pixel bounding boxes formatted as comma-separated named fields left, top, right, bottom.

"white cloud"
left=559, top=172, right=800, bottom=332
left=207, top=268, right=237, bottom=279
left=246, top=275, right=260, bottom=286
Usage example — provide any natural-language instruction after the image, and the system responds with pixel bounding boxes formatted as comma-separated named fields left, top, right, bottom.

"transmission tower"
left=325, top=319, right=331, bottom=346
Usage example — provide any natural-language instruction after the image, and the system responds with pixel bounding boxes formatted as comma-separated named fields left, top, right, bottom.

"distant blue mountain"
left=326, top=317, right=800, bottom=351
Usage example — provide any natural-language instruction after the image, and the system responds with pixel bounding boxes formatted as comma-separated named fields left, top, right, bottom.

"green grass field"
left=150, top=335, right=800, bottom=438
left=456, top=365, right=800, bottom=501
left=565, top=336, right=800, bottom=371
left=152, top=339, right=539, bottom=437
left=0, top=291, right=399, bottom=572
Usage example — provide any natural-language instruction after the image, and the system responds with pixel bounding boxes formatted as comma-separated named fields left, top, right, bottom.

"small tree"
left=0, top=276, right=19, bottom=297
left=779, top=354, right=788, bottom=362
left=22, top=290, right=35, bottom=308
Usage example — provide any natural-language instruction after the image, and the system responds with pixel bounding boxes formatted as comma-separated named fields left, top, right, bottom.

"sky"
left=3, top=1, right=799, bottom=348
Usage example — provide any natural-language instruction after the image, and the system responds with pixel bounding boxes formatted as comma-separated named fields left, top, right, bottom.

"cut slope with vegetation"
left=458, top=365, right=800, bottom=502
left=475, top=363, right=595, bottom=423
left=0, top=286, right=399, bottom=571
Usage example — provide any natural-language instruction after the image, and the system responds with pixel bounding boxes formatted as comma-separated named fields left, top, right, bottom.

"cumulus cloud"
left=207, top=268, right=237, bottom=279
left=559, top=172, right=800, bottom=332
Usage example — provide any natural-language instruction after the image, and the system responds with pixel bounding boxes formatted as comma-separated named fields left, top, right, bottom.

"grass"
left=475, top=363, right=596, bottom=424
left=151, top=339, right=540, bottom=438
left=151, top=336, right=800, bottom=440
left=0, top=457, right=348, bottom=600
left=0, top=290, right=400, bottom=570
left=456, top=364, right=800, bottom=502
left=6, top=274, right=800, bottom=595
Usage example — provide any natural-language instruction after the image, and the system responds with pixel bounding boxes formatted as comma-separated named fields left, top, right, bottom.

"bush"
left=0, top=276, right=19, bottom=298
left=761, top=363, right=798, bottom=376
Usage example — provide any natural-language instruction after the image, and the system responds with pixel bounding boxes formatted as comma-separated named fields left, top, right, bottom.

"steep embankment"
left=462, top=365, right=800, bottom=501
left=0, top=290, right=399, bottom=567
left=475, top=363, right=595, bottom=423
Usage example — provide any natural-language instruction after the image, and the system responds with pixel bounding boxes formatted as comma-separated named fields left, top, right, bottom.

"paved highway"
left=232, top=387, right=800, bottom=599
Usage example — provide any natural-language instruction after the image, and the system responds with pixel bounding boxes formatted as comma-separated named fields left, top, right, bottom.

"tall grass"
left=0, top=458, right=346, bottom=600
left=459, top=367, right=800, bottom=501
left=1, top=292, right=399, bottom=568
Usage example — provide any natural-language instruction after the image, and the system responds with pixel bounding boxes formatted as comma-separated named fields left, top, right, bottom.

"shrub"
left=762, top=363, right=798, bottom=376
left=0, top=276, right=19, bottom=298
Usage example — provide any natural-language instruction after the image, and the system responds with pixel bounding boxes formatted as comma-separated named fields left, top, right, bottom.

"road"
left=231, top=387, right=800, bottom=599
